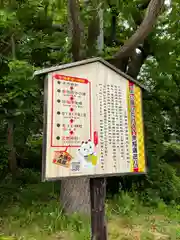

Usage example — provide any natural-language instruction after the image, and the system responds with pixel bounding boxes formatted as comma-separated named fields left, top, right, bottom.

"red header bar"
left=53, top=74, right=89, bottom=84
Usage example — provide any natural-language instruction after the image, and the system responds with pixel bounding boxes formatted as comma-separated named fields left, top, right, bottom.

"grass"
left=0, top=171, right=180, bottom=240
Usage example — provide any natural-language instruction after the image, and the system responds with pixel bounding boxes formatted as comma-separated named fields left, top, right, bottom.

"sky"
left=165, top=0, right=171, bottom=6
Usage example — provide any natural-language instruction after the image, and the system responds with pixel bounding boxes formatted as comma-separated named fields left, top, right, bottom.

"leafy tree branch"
left=114, top=0, right=165, bottom=59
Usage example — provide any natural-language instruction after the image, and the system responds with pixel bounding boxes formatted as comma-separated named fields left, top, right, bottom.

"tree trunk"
left=68, top=0, right=84, bottom=61
left=60, top=0, right=104, bottom=216
left=60, top=0, right=90, bottom=216
left=59, top=0, right=164, bottom=216
left=7, top=119, right=17, bottom=177
left=60, top=177, right=90, bottom=214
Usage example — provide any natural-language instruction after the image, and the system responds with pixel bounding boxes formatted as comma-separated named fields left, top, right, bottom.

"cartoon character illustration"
left=78, top=140, right=94, bottom=159
left=77, top=140, right=98, bottom=167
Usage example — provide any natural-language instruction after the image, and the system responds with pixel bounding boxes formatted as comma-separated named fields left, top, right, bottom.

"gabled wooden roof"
left=34, top=57, right=145, bottom=89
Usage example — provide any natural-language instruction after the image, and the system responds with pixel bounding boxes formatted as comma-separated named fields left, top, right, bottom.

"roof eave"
left=34, top=57, right=146, bottom=90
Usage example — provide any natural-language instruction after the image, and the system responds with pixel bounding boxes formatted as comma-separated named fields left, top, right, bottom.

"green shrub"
left=163, top=142, right=180, bottom=163
left=146, top=161, right=180, bottom=204
left=109, top=192, right=142, bottom=216
left=15, top=168, right=40, bottom=184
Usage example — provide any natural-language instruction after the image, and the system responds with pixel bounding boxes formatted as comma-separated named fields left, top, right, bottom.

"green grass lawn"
left=0, top=175, right=180, bottom=240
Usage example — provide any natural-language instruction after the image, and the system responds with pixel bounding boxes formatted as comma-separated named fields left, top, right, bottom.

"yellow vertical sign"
left=127, top=81, right=146, bottom=173
left=134, top=85, right=146, bottom=172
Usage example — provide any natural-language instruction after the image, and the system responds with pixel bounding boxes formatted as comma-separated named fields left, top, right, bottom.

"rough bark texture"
left=7, top=36, right=17, bottom=177
left=60, top=177, right=90, bottom=214
left=97, top=7, right=104, bottom=53
left=68, top=0, right=83, bottom=61
left=90, top=178, right=107, bottom=240
left=7, top=119, right=17, bottom=177
left=126, top=40, right=150, bottom=79
left=86, top=7, right=100, bottom=57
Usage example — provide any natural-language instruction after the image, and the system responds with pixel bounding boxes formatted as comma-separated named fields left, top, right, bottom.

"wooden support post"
left=90, top=177, right=107, bottom=240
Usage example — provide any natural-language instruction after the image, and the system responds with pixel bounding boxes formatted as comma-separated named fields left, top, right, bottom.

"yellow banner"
left=134, top=85, right=145, bottom=172
left=127, top=81, right=146, bottom=173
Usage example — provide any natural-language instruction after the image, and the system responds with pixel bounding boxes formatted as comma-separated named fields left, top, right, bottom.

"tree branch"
left=11, top=35, right=16, bottom=59
left=114, top=0, right=165, bottom=59
left=68, top=0, right=83, bottom=61
left=107, top=1, right=119, bottom=44
left=126, top=38, right=152, bottom=78
left=126, top=50, right=147, bottom=79
left=86, top=7, right=100, bottom=57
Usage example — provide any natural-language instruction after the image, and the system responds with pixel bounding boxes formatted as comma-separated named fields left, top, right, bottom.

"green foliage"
left=136, top=157, right=180, bottom=205
left=0, top=174, right=90, bottom=240
left=148, top=161, right=180, bottom=203
left=0, top=10, right=19, bottom=30
left=15, top=168, right=41, bottom=184
left=163, top=142, right=180, bottom=162
left=110, top=192, right=142, bottom=216
left=0, top=237, right=15, bottom=240
left=1, top=60, right=36, bottom=108
left=0, top=145, right=8, bottom=171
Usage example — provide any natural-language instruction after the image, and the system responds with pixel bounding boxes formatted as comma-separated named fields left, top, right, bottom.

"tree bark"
left=97, top=7, right=104, bottom=54
left=126, top=39, right=150, bottom=79
left=60, top=177, right=90, bottom=214
left=60, top=0, right=90, bottom=215
left=7, top=35, right=17, bottom=178
left=90, top=178, right=107, bottom=240
left=68, top=0, right=84, bottom=61
left=7, top=119, right=17, bottom=177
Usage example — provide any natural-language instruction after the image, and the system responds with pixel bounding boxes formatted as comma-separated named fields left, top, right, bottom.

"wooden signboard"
left=35, top=58, right=146, bottom=181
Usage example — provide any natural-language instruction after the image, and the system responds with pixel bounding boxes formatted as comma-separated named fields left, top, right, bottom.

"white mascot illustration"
left=71, top=140, right=98, bottom=171
left=78, top=140, right=94, bottom=158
